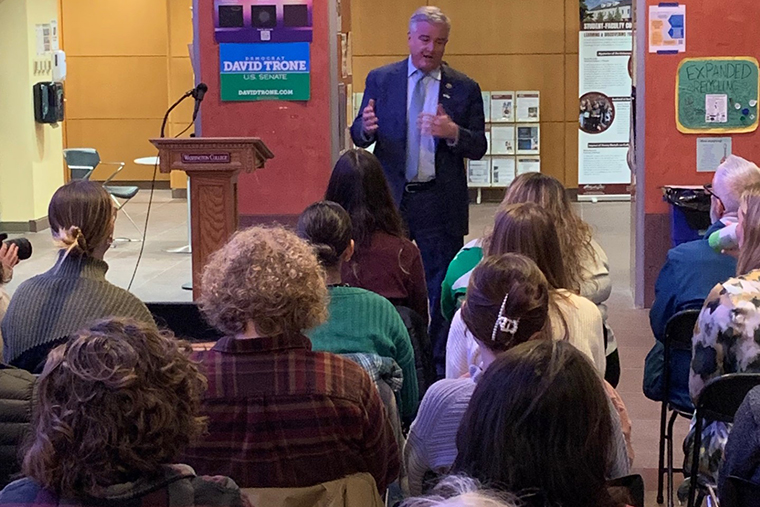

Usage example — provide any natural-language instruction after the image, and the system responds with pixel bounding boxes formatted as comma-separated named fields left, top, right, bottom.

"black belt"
left=404, top=180, right=436, bottom=193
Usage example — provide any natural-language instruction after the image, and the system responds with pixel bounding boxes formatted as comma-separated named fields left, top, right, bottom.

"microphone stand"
left=160, top=90, right=194, bottom=138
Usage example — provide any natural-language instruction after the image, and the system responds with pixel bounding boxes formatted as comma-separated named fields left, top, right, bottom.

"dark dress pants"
left=401, top=187, right=464, bottom=378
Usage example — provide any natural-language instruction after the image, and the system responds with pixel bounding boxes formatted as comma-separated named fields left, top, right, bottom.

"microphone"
left=192, top=83, right=208, bottom=122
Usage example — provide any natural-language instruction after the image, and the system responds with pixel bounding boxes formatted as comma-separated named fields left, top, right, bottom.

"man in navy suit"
left=350, top=6, right=487, bottom=375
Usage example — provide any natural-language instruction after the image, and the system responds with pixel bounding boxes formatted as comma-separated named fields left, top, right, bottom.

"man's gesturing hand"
left=418, top=104, right=459, bottom=141
left=362, top=99, right=379, bottom=136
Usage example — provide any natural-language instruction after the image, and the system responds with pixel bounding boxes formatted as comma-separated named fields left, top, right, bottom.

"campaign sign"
left=220, top=42, right=310, bottom=101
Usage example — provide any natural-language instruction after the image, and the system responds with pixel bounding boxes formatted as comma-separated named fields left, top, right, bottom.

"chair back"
left=664, top=309, right=700, bottom=351
left=395, top=306, right=436, bottom=398
left=696, top=373, right=760, bottom=424
left=663, top=309, right=700, bottom=410
left=145, top=302, right=223, bottom=342
left=63, top=148, right=100, bottom=180
left=721, top=476, right=760, bottom=507
left=607, top=474, right=645, bottom=507
left=689, top=374, right=760, bottom=506
left=241, top=472, right=384, bottom=507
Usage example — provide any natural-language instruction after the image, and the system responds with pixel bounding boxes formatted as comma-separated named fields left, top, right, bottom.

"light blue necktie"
left=406, top=72, right=427, bottom=182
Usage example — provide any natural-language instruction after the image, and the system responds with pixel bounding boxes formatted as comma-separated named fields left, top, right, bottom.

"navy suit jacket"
left=350, top=59, right=487, bottom=237
left=643, top=220, right=737, bottom=409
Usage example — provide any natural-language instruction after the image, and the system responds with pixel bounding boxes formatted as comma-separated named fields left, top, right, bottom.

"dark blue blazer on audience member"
left=643, top=220, right=737, bottom=409
left=350, top=59, right=487, bottom=238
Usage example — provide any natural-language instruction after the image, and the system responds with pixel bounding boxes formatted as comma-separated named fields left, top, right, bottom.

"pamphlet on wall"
left=516, top=157, right=541, bottom=175
left=491, top=125, right=515, bottom=155
left=516, top=125, right=540, bottom=155
left=484, top=125, right=491, bottom=155
left=648, top=4, right=685, bottom=53
left=491, top=157, right=516, bottom=187
left=468, top=159, right=491, bottom=187
left=516, top=91, right=540, bottom=122
left=490, top=92, right=515, bottom=123
left=482, top=91, right=491, bottom=122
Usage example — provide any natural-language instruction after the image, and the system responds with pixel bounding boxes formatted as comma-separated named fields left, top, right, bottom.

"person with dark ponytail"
left=452, top=340, right=630, bottom=507
left=1, top=181, right=154, bottom=372
left=405, top=254, right=553, bottom=495
left=297, top=201, right=419, bottom=421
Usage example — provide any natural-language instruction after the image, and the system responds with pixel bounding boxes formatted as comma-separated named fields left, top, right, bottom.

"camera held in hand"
left=0, top=234, right=33, bottom=261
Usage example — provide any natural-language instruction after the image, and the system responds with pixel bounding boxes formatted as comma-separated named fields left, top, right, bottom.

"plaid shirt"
left=0, top=464, right=250, bottom=507
left=182, top=335, right=400, bottom=492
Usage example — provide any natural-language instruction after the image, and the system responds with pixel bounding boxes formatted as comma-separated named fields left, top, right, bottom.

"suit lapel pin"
left=443, top=93, right=451, bottom=99
left=446, top=83, right=453, bottom=89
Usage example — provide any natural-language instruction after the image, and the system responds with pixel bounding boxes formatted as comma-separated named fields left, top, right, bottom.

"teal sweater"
left=308, top=286, right=419, bottom=420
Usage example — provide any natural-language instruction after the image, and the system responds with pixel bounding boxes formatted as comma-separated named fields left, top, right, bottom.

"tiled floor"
left=5, top=193, right=682, bottom=505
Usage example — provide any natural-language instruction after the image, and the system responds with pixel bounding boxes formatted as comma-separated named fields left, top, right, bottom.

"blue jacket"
left=350, top=59, right=487, bottom=237
left=643, top=221, right=736, bottom=408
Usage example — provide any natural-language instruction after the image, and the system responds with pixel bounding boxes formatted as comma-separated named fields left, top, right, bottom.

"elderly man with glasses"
left=644, top=155, right=760, bottom=408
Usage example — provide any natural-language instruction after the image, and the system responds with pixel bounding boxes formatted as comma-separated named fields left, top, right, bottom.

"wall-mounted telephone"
left=33, top=81, right=64, bottom=124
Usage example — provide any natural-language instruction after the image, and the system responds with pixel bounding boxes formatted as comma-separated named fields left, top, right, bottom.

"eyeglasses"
left=704, top=184, right=725, bottom=208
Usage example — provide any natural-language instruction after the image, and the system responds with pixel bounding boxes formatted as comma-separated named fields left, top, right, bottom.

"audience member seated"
left=298, top=201, right=419, bottom=421
left=681, top=181, right=760, bottom=497
left=0, top=318, right=249, bottom=507
left=719, top=385, right=760, bottom=500
left=0, top=364, right=35, bottom=488
left=442, top=173, right=618, bottom=383
left=452, top=340, right=629, bottom=507
left=406, top=253, right=552, bottom=495
left=0, top=242, right=19, bottom=353
left=401, top=475, right=518, bottom=507
left=325, top=149, right=428, bottom=322
left=645, top=155, right=760, bottom=408
left=1, top=181, right=154, bottom=373
left=446, top=203, right=606, bottom=378
left=181, top=226, right=399, bottom=492
left=407, top=255, right=630, bottom=496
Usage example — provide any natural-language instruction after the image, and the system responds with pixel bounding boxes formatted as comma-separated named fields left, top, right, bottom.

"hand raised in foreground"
left=0, top=242, right=18, bottom=284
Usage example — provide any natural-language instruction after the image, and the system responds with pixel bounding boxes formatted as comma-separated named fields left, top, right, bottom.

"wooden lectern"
left=150, top=137, right=274, bottom=299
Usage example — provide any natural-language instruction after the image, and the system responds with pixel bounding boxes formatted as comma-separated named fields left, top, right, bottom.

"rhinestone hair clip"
left=491, top=293, right=520, bottom=342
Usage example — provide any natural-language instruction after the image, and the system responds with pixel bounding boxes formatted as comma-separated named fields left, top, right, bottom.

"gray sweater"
left=1, top=253, right=154, bottom=366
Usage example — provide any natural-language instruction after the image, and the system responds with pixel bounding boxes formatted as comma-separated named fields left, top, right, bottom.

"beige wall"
left=60, top=0, right=194, bottom=187
left=351, top=0, right=579, bottom=188
left=0, top=0, right=65, bottom=225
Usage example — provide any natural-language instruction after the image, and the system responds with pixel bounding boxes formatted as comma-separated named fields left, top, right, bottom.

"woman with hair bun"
left=1, top=180, right=154, bottom=372
left=298, top=200, right=419, bottom=421
left=405, top=254, right=553, bottom=496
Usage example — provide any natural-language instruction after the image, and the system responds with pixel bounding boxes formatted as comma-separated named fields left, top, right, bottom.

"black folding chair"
left=657, top=309, right=699, bottom=506
left=721, top=476, right=760, bottom=507
left=688, top=373, right=760, bottom=507
left=146, top=302, right=223, bottom=342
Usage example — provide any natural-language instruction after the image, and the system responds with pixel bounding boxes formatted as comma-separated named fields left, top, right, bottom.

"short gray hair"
left=409, top=6, right=451, bottom=33
left=401, top=475, right=517, bottom=507
left=713, top=155, right=760, bottom=213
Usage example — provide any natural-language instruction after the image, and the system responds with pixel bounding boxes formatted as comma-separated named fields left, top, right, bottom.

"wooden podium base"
left=150, top=138, right=273, bottom=299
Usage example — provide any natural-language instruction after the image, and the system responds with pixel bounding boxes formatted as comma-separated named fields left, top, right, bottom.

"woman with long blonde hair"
left=1, top=181, right=154, bottom=373
left=441, top=173, right=617, bottom=383
left=445, top=203, right=606, bottom=378
left=683, top=182, right=760, bottom=495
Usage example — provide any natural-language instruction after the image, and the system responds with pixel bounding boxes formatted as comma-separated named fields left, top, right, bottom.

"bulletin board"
left=676, top=57, right=760, bottom=134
